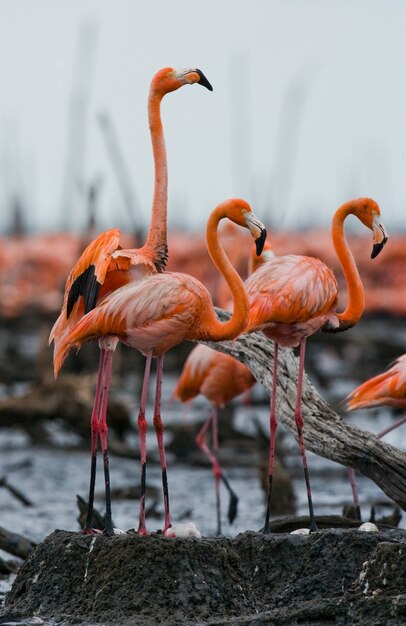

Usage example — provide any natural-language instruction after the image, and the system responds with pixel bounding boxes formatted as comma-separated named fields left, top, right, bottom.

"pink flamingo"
left=49, top=66, right=212, bottom=534
left=244, top=198, right=388, bottom=532
left=53, top=198, right=266, bottom=536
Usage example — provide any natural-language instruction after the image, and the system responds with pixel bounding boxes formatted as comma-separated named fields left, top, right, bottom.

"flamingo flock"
left=47, top=65, right=393, bottom=538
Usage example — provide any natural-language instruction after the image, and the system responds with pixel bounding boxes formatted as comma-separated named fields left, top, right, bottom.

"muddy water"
left=1, top=378, right=404, bottom=540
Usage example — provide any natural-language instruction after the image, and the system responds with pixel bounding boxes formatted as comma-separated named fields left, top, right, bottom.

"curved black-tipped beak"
left=196, top=69, right=213, bottom=91
left=371, top=236, right=388, bottom=259
left=255, top=228, right=267, bottom=256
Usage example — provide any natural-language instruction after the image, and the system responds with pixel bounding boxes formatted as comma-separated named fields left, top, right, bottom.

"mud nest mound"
left=3, top=527, right=406, bottom=625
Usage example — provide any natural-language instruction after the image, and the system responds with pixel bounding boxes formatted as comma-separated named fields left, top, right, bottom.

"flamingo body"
left=174, top=343, right=255, bottom=407
left=246, top=254, right=338, bottom=346
left=57, top=272, right=219, bottom=366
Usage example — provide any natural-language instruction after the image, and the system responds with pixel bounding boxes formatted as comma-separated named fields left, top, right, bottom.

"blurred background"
left=0, top=0, right=406, bottom=588
left=1, top=0, right=406, bottom=234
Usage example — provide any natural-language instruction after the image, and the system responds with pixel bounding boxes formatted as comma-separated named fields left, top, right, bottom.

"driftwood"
left=0, top=373, right=131, bottom=443
left=204, top=312, right=406, bottom=511
left=0, top=526, right=36, bottom=559
left=0, top=476, right=32, bottom=507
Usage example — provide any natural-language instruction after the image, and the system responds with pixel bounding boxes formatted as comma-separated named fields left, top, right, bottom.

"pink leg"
left=153, top=354, right=172, bottom=533
left=295, top=338, right=318, bottom=532
left=197, top=409, right=222, bottom=534
left=264, top=342, right=279, bottom=533
left=345, top=414, right=406, bottom=521
left=347, top=467, right=362, bottom=521
left=84, top=348, right=107, bottom=535
left=377, top=414, right=406, bottom=439
left=136, top=352, right=153, bottom=536
left=211, top=406, right=222, bottom=535
left=196, top=407, right=238, bottom=534
left=97, top=349, right=115, bottom=535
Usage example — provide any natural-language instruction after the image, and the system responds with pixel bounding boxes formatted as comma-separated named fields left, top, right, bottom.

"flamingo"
left=53, top=198, right=266, bottom=536
left=173, top=343, right=256, bottom=534
left=346, top=353, right=406, bottom=518
left=244, top=197, right=388, bottom=533
left=49, top=66, right=212, bottom=535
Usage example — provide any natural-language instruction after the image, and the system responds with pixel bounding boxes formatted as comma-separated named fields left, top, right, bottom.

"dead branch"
left=0, top=476, right=33, bottom=507
left=0, top=526, right=36, bottom=559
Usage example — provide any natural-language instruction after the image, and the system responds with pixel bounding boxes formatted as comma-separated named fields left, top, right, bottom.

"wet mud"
left=3, top=527, right=406, bottom=625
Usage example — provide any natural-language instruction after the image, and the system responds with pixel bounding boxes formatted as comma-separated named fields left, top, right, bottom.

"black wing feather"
left=66, top=265, right=101, bottom=318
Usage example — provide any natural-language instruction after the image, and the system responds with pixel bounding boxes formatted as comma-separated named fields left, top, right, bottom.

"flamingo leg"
left=97, top=348, right=115, bottom=536
left=196, top=406, right=238, bottom=534
left=212, top=406, right=222, bottom=535
left=295, top=338, right=318, bottom=532
left=136, top=352, right=153, bottom=536
left=264, top=342, right=279, bottom=534
left=346, top=413, right=406, bottom=522
left=377, top=414, right=406, bottom=439
left=347, top=467, right=362, bottom=521
left=84, top=348, right=107, bottom=534
left=152, top=354, right=172, bottom=533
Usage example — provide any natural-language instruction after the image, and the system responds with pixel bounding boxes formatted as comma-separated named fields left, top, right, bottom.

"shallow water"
left=1, top=326, right=406, bottom=623
left=0, top=375, right=404, bottom=544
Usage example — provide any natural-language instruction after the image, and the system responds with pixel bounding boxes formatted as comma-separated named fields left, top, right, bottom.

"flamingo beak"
left=371, top=215, right=388, bottom=259
left=196, top=69, right=213, bottom=91
left=255, top=228, right=267, bottom=256
left=244, top=212, right=267, bottom=255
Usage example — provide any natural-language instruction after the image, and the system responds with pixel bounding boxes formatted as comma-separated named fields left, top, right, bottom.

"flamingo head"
left=151, top=67, right=213, bottom=95
left=218, top=198, right=267, bottom=256
left=351, top=198, right=389, bottom=259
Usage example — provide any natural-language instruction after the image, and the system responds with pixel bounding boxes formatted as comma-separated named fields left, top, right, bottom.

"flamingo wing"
left=347, top=354, right=406, bottom=409
left=65, top=229, right=122, bottom=318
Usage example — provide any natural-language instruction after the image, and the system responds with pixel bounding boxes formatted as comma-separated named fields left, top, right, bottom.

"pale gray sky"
left=0, top=0, right=405, bottom=233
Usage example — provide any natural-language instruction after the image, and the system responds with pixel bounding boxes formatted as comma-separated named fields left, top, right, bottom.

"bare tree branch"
left=204, top=309, right=406, bottom=511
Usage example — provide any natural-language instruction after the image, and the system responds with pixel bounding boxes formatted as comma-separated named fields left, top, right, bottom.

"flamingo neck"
left=201, top=207, right=249, bottom=341
left=331, top=201, right=365, bottom=329
left=143, top=89, right=168, bottom=272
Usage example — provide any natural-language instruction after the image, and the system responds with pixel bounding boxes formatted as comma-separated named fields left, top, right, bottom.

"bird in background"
left=173, top=342, right=256, bottom=535
left=173, top=239, right=275, bottom=535
left=347, top=354, right=406, bottom=413
left=244, top=197, right=388, bottom=533
left=49, top=66, right=212, bottom=535
left=54, top=198, right=266, bottom=536
left=346, top=353, right=406, bottom=519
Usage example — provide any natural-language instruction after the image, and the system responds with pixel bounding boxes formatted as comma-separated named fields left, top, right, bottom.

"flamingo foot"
left=82, top=527, right=103, bottom=536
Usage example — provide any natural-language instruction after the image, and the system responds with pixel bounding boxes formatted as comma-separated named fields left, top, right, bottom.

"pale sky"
left=0, top=0, right=405, bottom=233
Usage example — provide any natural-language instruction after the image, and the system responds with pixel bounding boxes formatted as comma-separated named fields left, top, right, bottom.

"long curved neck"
left=201, top=207, right=250, bottom=341
left=332, top=201, right=365, bottom=330
left=143, top=88, right=168, bottom=271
